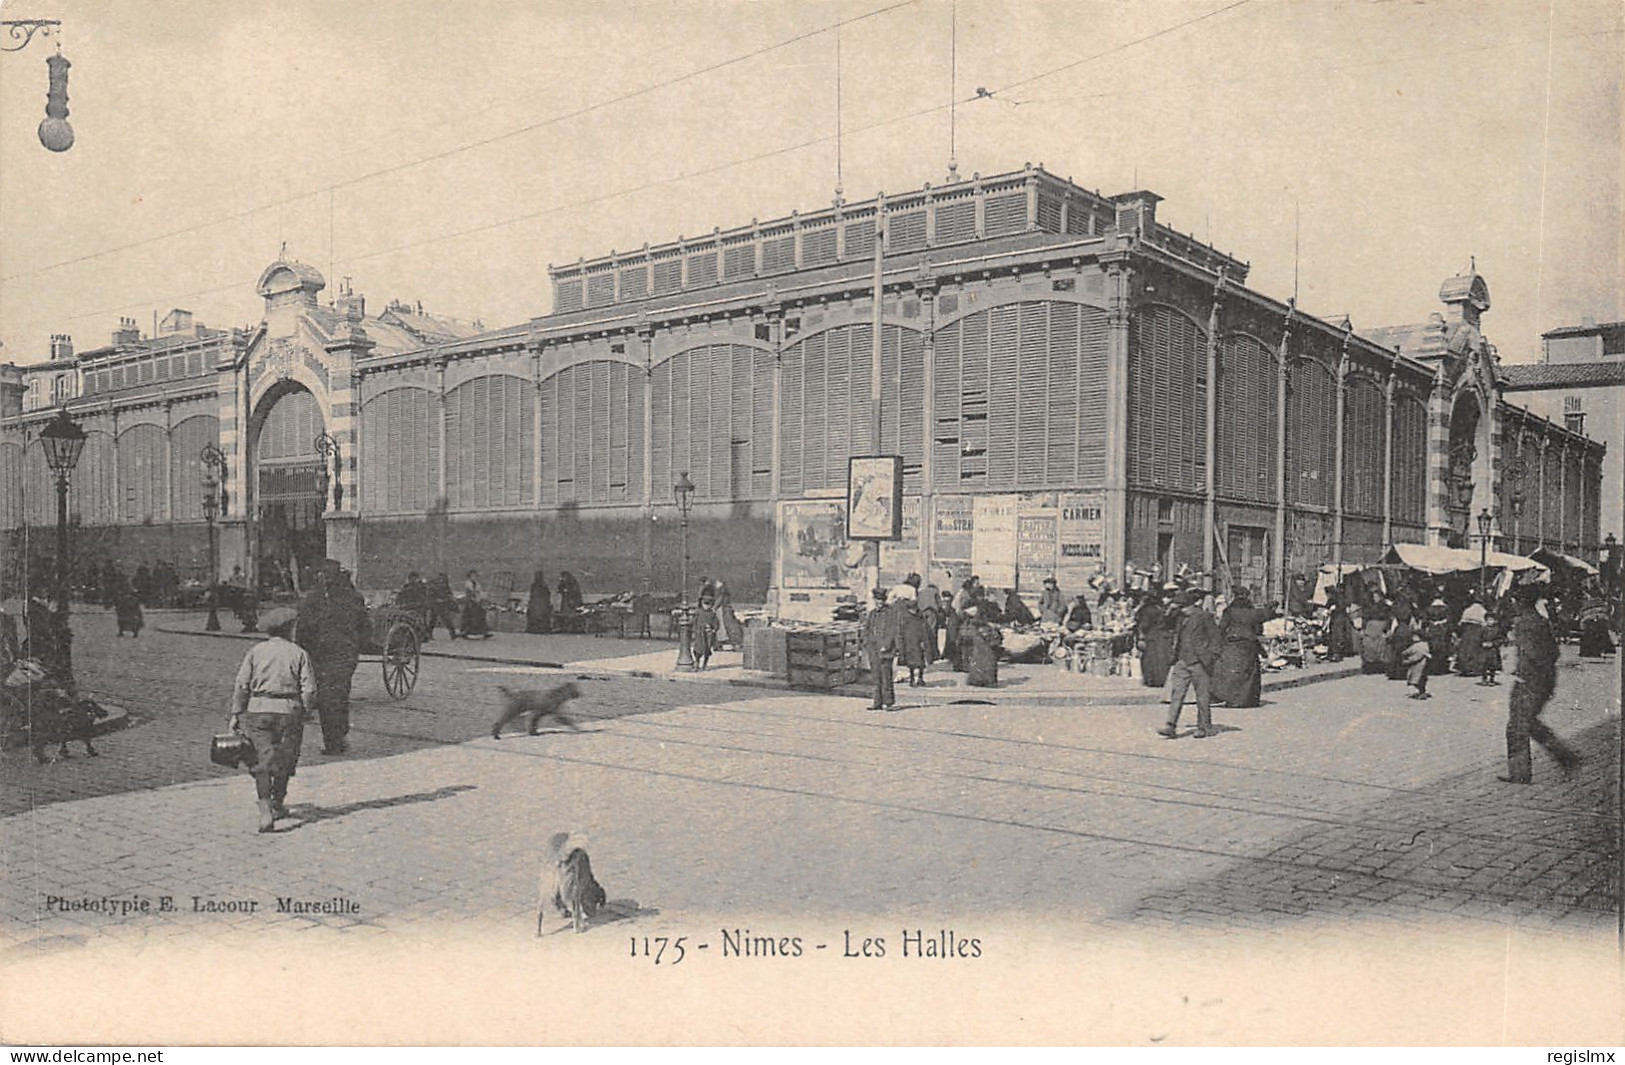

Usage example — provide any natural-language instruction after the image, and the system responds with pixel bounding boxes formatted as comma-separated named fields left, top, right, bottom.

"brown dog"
left=540, top=831, right=607, bottom=935
left=491, top=682, right=583, bottom=739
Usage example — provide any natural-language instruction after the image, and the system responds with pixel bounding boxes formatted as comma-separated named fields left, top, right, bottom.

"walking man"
left=298, top=559, right=368, bottom=756
left=1158, top=589, right=1222, bottom=739
left=1500, top=587, right=1581, bottom=784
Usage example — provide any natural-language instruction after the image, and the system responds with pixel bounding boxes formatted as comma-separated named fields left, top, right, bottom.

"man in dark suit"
left=1158, top=590, right=1223, bottom=739
left=1501, top=588, right=1580, bottom=784
left=862, top=588, right=901, bottom=711
left=298, top=559, right=369, bottom=755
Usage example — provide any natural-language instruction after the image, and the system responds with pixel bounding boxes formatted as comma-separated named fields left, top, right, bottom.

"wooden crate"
left=743, top=623, right=790, bottom=675
left=785, top=625, right=862, bottom=688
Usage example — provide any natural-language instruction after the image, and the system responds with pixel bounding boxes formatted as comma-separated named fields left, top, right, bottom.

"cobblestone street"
left=1, top=613, right=1619, bottom=1044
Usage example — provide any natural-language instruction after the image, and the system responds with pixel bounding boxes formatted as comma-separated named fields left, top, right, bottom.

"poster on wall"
left=779, top=499, right=861, bottom=589
left=878, top=496, right=923, bottom=588
left=846, top=455, right=904, bottom=540
left=971, top=494, right=1019, bottom=589
left=1056, top=490, right=1106, bottom=592
left=1016, top=514, right=1058, bottom=591
left=931, top=494, right=974, bottom=586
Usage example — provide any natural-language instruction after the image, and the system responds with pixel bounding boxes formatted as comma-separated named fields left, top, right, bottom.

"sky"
left=0, top=0, right=1619, bottom=367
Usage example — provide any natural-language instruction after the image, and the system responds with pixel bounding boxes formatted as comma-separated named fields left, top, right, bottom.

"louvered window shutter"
left=804, top=333, right=828, bottom=490
left=987, top=305, right=1020, bottom=487
left=779, top=344, right=802, bottom=495
left=1016, top=302, right=1048, bottom=486
left=670, top=354, right=690, bottom=498
left=752, top=349, right=773, bottom=496
left=1078, top=308, right=1108, bottom=483
left=932, top=321, right=961, bottom=490
left=960, top=313, right=989, bottom=484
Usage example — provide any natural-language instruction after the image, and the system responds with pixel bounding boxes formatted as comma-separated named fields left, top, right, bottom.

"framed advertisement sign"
left=846, top=455, right=903, bottom=541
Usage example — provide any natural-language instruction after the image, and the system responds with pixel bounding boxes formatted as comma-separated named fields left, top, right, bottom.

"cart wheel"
left=382, top=620, right=420, bottom=700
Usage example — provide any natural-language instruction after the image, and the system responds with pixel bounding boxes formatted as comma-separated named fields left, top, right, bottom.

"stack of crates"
left=743, top=621, right=790, bottom=675
left=786, top=624, right=863, bottom=689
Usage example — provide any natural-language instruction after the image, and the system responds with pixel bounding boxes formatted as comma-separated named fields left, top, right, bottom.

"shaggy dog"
left=490, top=682, right=583, bottom=739
left=540, top=831, right=607, bottom=935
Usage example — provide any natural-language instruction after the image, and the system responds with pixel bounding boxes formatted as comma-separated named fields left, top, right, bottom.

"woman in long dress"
left=556, top=571, right=584, bottom=633
left=1455, top=595, right=1487, bottom=675
left=963, top=607, right=1003, bottom=688
left=712, top=578, right=745, bottom=650
left=1212, top=589, right=1266, bottom=708
left=1325, top=588, right=1356, bottom=662
left=896, top=593, right=929, bottom=686
left=1360, top=596, right=1394, bottom=675
left=525, top=570, right=553, bottom=634
left=460, top=570, right=490, bottom=638
left=1135, top=591, right=1175, bottom=688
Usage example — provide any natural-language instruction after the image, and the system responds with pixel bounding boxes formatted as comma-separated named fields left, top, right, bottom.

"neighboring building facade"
left=0, top=165, right=1606, bottom=611
left=1500, top=319, right=1625, bottom=549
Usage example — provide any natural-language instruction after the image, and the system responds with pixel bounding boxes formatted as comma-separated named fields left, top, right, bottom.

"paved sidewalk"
left=158, top=610, right=1362, bottom=706
left=0, top=616, right=1618, bottom=1044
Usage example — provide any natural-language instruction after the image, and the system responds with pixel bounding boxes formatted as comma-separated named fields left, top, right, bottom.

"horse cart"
left=362, top=604, right=427, bottom=700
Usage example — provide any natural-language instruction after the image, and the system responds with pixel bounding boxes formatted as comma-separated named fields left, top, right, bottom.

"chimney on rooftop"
left=113, top=317, right=141, bottom=347
left=49, top=334, right=74, bottom=361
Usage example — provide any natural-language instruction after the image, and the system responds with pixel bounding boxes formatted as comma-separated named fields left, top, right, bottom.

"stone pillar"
left=1273, top=302, right=1293, bottom=604
left=109, top=408, right=122, bottom=525
left=218, top=353, right=250, bottom=583
left=919, top=277, right=938, bottom=586
left=532, top=346, right=545, bottom=509
left=1332, top=323, right=1351, bottom=567
left=1101, top=252, right=1133, bottom=585
left=433, top=359, right=449, bottom=573
left=1536, top=433, right=1549, bottom=549
left=1203, top=277, right=1223, bottom=579
left=1425, top=367, right=1452, bottom=547
left=639, top=323, right=656, bottom=591
left=764, top=305, right=784, bottom=614
left=1558, top=440, right=1569, bottom=551
left=1382, top=366, right=1395, bottom=546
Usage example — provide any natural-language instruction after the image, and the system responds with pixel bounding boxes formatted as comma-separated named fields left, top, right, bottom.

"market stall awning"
left=1379, top=543, right=1548, bottom=575
left=1529, top=548, right=1600, bottom=577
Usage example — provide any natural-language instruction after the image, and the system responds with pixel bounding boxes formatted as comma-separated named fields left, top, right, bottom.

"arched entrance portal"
left=251, top=383, right=327, bottom=595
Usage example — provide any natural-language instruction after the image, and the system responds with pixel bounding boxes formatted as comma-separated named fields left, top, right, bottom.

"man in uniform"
left=298, top=559, right=369, bottom=755
left=1501, top=586, right=1581, bottom=784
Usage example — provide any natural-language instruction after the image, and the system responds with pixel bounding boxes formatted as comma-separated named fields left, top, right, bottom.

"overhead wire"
left=58, top=0, right=1262, bottom=323
left=0, top=0, right=920, bottom=287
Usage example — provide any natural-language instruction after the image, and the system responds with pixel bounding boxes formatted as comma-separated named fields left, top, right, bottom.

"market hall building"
left=0, top=165, right=1606, bottom=612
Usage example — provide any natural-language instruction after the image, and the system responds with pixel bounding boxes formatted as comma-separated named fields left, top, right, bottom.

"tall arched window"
left=1128, top=305, right=1207, bottom=492
left=543, top=360, right=647, bottom=505
left=446, top=373, right=534, bottom=510
left=1216, top=334, right=1277, bottom=502
left=361, top=388, right=437, bottom=513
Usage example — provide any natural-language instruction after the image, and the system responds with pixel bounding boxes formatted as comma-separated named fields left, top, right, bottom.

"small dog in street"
left=540, top=831, right=607, bottom=935
left=491, top=682, right=583, bottom=739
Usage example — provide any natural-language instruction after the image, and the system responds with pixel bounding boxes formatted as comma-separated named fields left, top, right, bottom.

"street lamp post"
left=673, top=471, right=697, bottom=671
left=1477, top=507, right=1493, bottom=600
left=201, top=445, right=226, bottom=631
left=38, top=408, right=85, bottom=680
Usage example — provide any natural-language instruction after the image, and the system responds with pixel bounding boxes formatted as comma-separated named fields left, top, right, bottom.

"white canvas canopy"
left=1379, top=543, right=1548, bottom=576
left=1311, top=563, right=1363, bottom=605
left=1529, top=547, right=1600, bottom=577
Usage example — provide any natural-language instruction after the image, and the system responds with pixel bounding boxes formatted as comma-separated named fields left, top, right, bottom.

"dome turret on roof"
left=256, top=259, right=326, bottom=306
